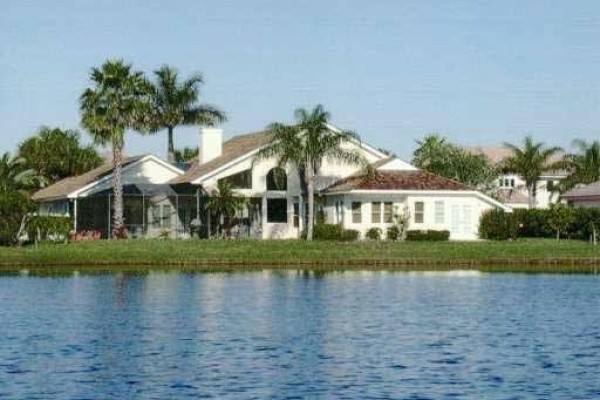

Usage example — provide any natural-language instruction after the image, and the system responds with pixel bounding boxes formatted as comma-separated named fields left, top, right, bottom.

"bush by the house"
left=406, top=230, right=450, bottom=241
left=365, top=227, right=382, bottom=241
left=512, top=208, right=553, bottom=238
left=313, top=223, right=359, bottom=241
left=27, top=216, right=71, bottom=243
left=479, top=209, right=518, bottom=240
left=0, top=191, right=34, bottom=246
left=386, top=225, right=400, bottom=241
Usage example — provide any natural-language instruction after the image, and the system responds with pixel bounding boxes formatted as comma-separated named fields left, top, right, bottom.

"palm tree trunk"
left=527, top=183, right=536, bottom=209
left=306, top=162, right=315, bottom=241
left=112, top=140, right=124, bottom=234
left=167, top=126, right=175, bottom=163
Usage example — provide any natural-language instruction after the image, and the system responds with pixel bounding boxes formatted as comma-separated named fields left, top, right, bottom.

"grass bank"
left=0, top=239, right=599, bottom=273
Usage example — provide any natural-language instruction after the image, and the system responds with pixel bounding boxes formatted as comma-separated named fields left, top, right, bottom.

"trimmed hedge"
left=406, top=230, right=450, bottom=241
left=478, top=209, right=518, bottom=240
left=313, top=224, right=359, bottom=241
left=479, top=207, right=600, bottom=241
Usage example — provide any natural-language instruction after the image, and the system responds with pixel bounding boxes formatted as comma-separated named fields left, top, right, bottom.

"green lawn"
left=0, top=239, right=599, bottom=273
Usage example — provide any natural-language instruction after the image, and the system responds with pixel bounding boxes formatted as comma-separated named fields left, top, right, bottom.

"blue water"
left=0, top=271, right=598, bottom=399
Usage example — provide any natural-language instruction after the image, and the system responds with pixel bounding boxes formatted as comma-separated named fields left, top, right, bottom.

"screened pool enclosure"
left=74, top=184, right=264, bottom=239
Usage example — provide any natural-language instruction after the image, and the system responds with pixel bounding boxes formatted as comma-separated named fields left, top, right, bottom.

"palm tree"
left=255, top=105, right=368, bottom=240
left=503, top=136, right=562, bottom=208
left=174, top=147, right=199, bottom=163
left=412, top=134, right=451, bottom=170
left=150, top=65, right=226, bottom=162
left=80, top=59, right=152, bottom=236
left=205, top=180, right=247, bottom=238
left=0, top=152, right=43, bottom=193
left=560, top=139, right=600, bottom=191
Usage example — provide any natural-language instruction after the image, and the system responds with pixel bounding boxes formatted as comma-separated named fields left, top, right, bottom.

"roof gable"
left=32, top=155, right=183, bottom=201
left=170, top=130, right=271, bottom=184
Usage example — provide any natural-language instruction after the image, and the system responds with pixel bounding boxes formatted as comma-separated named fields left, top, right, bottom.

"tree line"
left=412, top=134, right=600, bottom=208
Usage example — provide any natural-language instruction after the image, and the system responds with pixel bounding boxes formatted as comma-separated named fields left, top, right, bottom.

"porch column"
left=73, top=199, right=78, bottom=231
left=298, top=196, right=304, bottom=233
left=261, top=194, right=268, bottom=239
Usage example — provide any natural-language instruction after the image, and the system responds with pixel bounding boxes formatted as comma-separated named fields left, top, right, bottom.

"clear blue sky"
left=1, top=0, right=599, bottom=160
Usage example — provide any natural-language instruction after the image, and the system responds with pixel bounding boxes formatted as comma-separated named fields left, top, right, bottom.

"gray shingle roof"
left=170, top=130, right=271, bottom=184
left=32, top=156, right=145, bottom=201
left=562, top=180, right=600, bottom=198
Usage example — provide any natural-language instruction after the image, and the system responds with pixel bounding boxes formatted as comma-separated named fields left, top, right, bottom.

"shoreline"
left=1, top=257, right=599, bottom=274
left=1, top=239, right=599, bottom=274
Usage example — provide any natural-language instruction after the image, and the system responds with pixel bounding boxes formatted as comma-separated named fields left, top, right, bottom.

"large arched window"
left=266, top=167, right=287, bottom=191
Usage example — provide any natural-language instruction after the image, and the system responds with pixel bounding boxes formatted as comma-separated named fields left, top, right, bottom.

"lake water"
left=0, top=270, right=598, bottom=399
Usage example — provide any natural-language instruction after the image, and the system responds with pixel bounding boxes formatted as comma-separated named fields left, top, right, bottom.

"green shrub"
left=27, top=216, right=71, bottom=243
left=480, top=206, right=600, bottom=242
left=479, top=209, right=518, bottom=240
left=0, top=191, right=34, bottom=246
left=406, top=230, right=450, bottom=241
left=341, top=229, right=359, bottom=241
left=313, top=224, right=358, bottom=241
left=386, top=225, right=400, bottom=241
left=365, top=227, right=382, bottom=240
left=513, top=208, right=553, bottom=238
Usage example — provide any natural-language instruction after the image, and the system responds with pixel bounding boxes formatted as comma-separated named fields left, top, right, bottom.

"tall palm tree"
left=503, top=136, right=562, bottom=208
left=255, top=105, right=368, bottom=240
left=560, top=139, right=600, bottom=191
left=150, top=65, right=226, bottom=162
left=80, top=59, right=152, bottom=236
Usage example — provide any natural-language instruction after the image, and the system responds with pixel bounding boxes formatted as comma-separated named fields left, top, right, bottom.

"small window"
left=266, top=168, right=287, bottom=191
left=414, top=202, right=424, bottom=224
left=371, top=202, right=381, bottom=223
left=293, top=203, right=299, bottom=227
left=434, top=201, right=444, bottom=224
left=384, top=202, right=393, bottom=223
left=352, top=202, right=362, bottom=224
left=267, top=198, right=287, bottom=223
left=547, top=180, right=555, bottom=192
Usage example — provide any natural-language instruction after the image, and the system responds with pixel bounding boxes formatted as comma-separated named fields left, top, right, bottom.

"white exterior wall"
left=196, top=139, right=387, bottom=239
left=325, top=192, right=497, bottom=241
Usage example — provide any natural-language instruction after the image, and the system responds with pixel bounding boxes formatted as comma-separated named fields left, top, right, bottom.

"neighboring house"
left=561, top=180, right=600, bottom=208
left=34, top=127, right=509, bottom=240
left=464, top=146, right=566, bottom=209
left=324, top=161, right=510, bottom=240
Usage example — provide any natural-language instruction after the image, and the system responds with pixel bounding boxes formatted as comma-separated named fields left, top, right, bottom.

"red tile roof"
left=326, top=170, right=471, bottom=192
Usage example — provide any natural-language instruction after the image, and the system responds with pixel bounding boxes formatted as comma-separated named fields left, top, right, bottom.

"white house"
left=464, top=146, right=566, bottom=209
left=34, top=126, right=510, bottom=240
